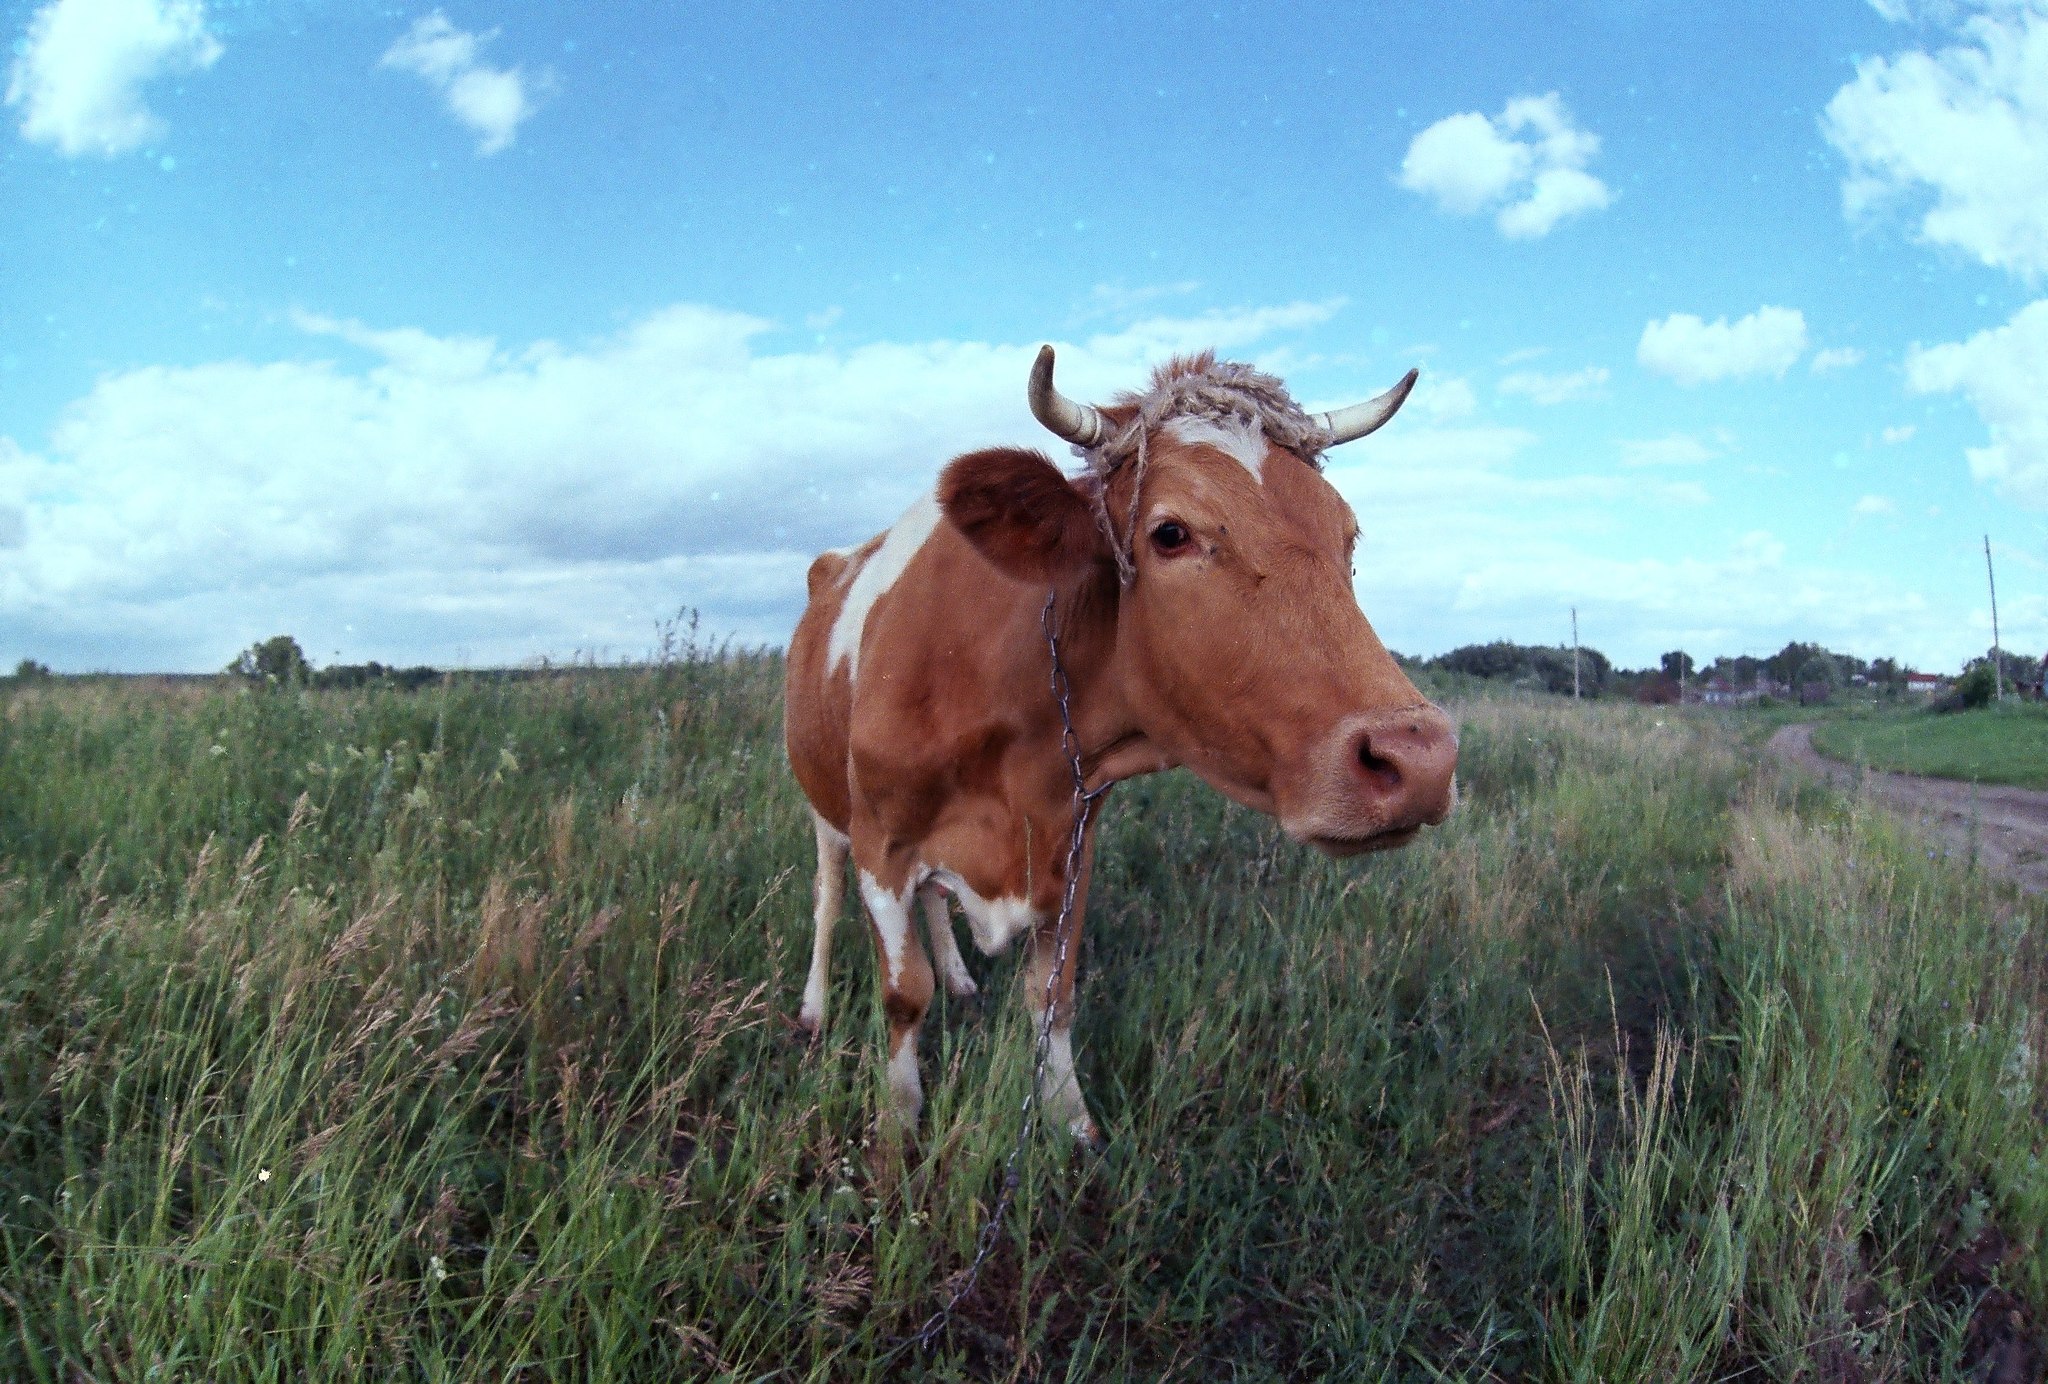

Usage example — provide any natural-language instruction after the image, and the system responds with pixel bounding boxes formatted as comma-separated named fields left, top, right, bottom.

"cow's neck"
left=1043, top=571, right=1175, bottom=794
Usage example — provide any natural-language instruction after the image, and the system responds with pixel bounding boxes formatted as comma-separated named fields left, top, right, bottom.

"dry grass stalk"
left=471, top=875, right=546, bottom=1001
left=547, top=792, right=576, bottom=876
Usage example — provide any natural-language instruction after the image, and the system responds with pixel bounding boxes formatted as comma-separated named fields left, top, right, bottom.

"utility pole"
left=1571, top=607, right=1581, bottom=700
left=1985, top=535, right=2003, bottom=702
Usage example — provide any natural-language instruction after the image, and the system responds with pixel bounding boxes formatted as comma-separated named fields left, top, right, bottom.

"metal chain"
left=903, top=590, right=1107, bottom=1354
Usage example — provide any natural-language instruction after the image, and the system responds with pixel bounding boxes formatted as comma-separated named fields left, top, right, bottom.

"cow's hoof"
left=940, top=969, right=980, bottom=1003
left=788, top=1010, right=823, bottom=1047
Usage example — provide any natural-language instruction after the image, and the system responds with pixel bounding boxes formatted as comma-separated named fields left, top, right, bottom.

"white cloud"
left=1398, top=93, right=1614, bottom=239
left=1881, top=423, right=1918, bottom=444
left=379, top=12, right=539, bottom=156
left=1823, top=3, right=2048, bottom=277
left=1496, top=167, right=1613, bottom=239
left=1854, top=494, right=1897, bottom=515
left=1401, top=113, right=1520, bottom=214
left=5, top=0, right=220, bottom=156
left=1906, top=296, right=2048, bottom=504
left=1330, top=420, right=1948, bottom=666
left=0, top=301, right=1376, bottom=670
left=1319, top=397, right=1982, bottom=669
left=1338, top=424, right=1538, bottom=481
left=1810, top=346, right=1866, bottom=373
left=1402, top=375, right=1478, bottom=424
left=2, top=294, right=2004, bottom=676
left=1497, top=365, right=1609, bottom=405
left=1638, top=307, right=1809, bottom=385
left=1084, top=299, right=1344, bottom=361
left=1619, top=434, right=1718, bottom=467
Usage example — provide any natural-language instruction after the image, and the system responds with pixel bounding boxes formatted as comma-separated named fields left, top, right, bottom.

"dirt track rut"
left=1767, top=723, right=2048, bottom=896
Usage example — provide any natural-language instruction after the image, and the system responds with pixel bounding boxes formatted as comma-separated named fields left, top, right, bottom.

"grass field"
left=1, top=665, right=2044, bottom=1380
left=1810, top=701, right=2048, bottom=790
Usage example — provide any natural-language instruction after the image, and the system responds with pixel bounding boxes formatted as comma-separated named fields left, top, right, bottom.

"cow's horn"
left=1314, top=368, right=1420, bottom=445
left=1028, top=345, right=1110, bottom=448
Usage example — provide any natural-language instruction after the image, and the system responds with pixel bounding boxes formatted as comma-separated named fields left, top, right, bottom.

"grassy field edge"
left=0, top=673, right=2042, bottom=1380
left=1809, top=702, right=2048, bottom=792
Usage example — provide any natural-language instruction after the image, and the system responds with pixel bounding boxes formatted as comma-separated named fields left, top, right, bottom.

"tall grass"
left=0, top=671, right=2041, bottom=1380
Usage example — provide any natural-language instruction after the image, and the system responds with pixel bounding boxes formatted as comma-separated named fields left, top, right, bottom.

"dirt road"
left=1768, top=723, right=2048, bottom=896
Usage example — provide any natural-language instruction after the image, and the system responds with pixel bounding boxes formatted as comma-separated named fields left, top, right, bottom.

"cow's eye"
left=1149, top=520, right=1193, bottom=555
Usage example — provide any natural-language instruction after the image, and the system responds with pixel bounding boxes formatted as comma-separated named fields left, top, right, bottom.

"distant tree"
left=12, top=658, right=51, bottom=679
left=1765, top=641, right=1825, bottom=687
left=1935, top=663, right=1997, bottom=712
left=1434, top=641, right=1525, bottom=681
left=1705, top=654, right=1763, bottom=689
left=1431, top=640, right=1612, bottom=696
left=1793, top=653, right=1842, bottom=706
left=1970, top=647, right=2041, bottom=691
left=1659, top=650, right=1695, bottom=683
left=1795, top=653, right=1842, bottom=690
left=311, top=660, right=441, bottom=692
left=227, top=635, right=312, bottom=686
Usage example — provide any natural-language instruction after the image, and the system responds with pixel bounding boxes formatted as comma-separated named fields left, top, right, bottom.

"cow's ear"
left=938, top=447, right=1105, bottom=584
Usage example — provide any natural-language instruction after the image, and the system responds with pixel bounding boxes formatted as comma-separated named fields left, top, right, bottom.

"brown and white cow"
left=784, top=347, right=1457, bottom=1143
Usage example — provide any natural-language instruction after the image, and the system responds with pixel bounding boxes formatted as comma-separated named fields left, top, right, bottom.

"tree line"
left=1408, top=639, right=2043, bottom=703
left=223, top=635, right=441, bottom=691
left=11, top=633, right=2042, bottom=704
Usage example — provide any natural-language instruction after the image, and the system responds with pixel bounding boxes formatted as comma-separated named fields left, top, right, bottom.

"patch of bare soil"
left=1939, top=1221, right=2044, bottom=1384
left=1768, top=724, right=2048, bottom=896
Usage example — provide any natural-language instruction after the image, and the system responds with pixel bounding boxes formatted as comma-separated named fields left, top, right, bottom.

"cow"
left=783, top=346, right=1458, bottom=1145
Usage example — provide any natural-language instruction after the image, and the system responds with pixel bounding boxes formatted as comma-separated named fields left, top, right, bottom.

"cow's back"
left=788, top=486, right=1076, bottom=879
left=784, top=541, right=876, bottom=833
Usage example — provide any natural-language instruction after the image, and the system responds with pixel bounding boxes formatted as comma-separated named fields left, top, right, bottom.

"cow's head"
left=940, top=347, right=1457, bottom=855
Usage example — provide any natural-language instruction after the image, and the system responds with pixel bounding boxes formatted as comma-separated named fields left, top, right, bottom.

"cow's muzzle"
left=1283, top=704, right=1459, bottom=855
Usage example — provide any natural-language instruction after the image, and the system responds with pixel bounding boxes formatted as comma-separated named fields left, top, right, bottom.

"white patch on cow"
left=885, top=1029, right=923, bottom=1126
left=929, top=868, right=1040, bottom=957
left=858, top=870, right=914, bottom=985
left=799, top=810, right=850, bottom=1033
left=828, top=492, right=941, bottom=678
left=814, top=811, right=850, bottom=852
left=1040, top=1025, right=1095, bottom=1142
left=1166, top=415, right=1267, bottom=482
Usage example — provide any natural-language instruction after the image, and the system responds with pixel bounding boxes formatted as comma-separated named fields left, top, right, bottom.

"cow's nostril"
left=1357, top=735, right=1402, bottom=794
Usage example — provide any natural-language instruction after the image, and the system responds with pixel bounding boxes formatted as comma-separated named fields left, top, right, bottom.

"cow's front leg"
left=1023, top=912, right=1099, bottom=1147
left=1024, top=814, right=1105, bottom=1154
left=1022, top=823, right=1101, bottom=1147
left=858, top=873, right=934, bottom=1132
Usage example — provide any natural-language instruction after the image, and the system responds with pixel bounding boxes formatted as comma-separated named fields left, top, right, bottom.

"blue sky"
left=4, top=0, right=2047, bottom=673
